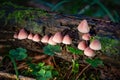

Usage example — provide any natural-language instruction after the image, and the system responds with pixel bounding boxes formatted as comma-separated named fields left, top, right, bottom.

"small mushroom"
left=32, top=34, right=41, bottom=42
left=78, top=41, right=87, bottom=50
left=13, top=33, right=18, bottom=39
left=82, top=33, right=91, bottom=41
left=84, top=47, right=95, bottom=57
left=77, top=20, right=90, bottom=33
left=18, top=29, right=28, bottom=40
left=48, top=36, right=57, bottom=45
left=62, top=35, right=72, bottom=45
left=28, top=33, right=34, bottom=40
left=89, top=39, right=101, bottom=50
left=41, top=35, right=49, bottom=43
left=52, top=32, right=63, bottom=43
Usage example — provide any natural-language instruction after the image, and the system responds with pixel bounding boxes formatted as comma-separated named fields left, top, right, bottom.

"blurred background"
left=0, top=0, right=120, bottom=22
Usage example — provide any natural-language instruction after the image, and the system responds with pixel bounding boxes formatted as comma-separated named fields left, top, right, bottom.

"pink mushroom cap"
left=41, top=35, right=49, bottom=43
left=32, top=34, right=41, bottom=42
left=89, top=39, right=101, bottom=50
left=82, top=33, right=91, bottom=40
left=18, top=29, right=28, bottom=40
left=28, top=33, right=34, bottom=40
left=78, top=41, right=87, bottom=50
left=52, top=32, right=63, bottom=43
left=84, top=47, right=95, bottom=57
left=62, top=35, right=72, bottom=45
left=48, top=36, right=57, bottom=45
left=77, top=19, right=90, bottom=33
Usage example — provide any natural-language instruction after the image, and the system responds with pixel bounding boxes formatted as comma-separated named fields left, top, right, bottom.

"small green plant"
left=27, top=62, right=58, bottom=80
left=9, top=47, right=27, bottom=60
left=67, top=46, right=83, bottom=55
left=72, top=59, right=79, bottom=74
left=6, top=47, right=27, bottom=80
left=43, top=44, right=61, bottom=56
left=3, top=47, right=59, bottom=80
left=85, top=58, right=104, bottom=67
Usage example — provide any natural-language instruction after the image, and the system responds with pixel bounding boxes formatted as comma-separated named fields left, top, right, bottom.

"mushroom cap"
left=62, top=35, right=72, bottom=45
left=84, top=47, right=95, bottom=57
left=82, top=33, right=91, bottom=40
left=32, top=34, right=41, bottom=42
left=52, top=32, right=63, bottom=43
left=77, top=20, right=90, bottom=33
left=18, top=29, right=28, bottom=40
left=48, top=36, right=57, bottom=45
left=13, top=33, right=18, bottom=39
left=28, top=33, right=34, bottom=40
left=41, top=35, right=49, bottom=43
left=78, top=41, right=87, bottom=50
left=89, top=39, right=101, bottom=50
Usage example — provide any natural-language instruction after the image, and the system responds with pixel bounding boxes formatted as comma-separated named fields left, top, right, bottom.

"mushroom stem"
left=65, top=44, right=68, bottom=53
left=64, top=44, right=70, bottom=54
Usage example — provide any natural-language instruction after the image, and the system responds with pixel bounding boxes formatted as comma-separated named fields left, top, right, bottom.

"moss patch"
left=0, top=2, right=48, bottom=26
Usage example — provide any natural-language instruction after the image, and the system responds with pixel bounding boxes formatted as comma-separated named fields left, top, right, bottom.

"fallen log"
left=0, top=2, right=120, bottom=64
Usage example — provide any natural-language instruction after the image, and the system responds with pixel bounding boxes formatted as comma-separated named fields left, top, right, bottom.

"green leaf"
left=27, top=62, right=58, bottom=79
left=43, top=44, right=61, bottom=56
left=67, top=46, right=83, bottom=55
left=85, top=58, right=104, bottom=67
left=38, top=69, right=46, bottom=77
left=38, top=63, right=45, bottom=67
left=45, top=71, right=52, bottom=78
left=9, top=47, right=27, bottom=60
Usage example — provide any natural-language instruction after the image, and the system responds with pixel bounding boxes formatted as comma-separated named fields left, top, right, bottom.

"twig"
left=75, top=64, right=90, bottom=80
left=0, top=71, right=35, bottom=80
left=64, top=65, right=72, bottom=80
left=52, top=56, right=60, bottom=72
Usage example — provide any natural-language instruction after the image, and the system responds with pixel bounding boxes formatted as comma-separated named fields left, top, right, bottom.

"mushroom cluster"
left=14, top=19, right=101, bottom=58
left=13, top=29, right=72, bottom=45
left=77, top=20, right=101, bottom=58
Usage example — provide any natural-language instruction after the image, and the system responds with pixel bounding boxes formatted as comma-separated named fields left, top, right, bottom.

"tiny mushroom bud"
left=89, top=39, right=101, bottom=50
left=13, top=33, right=18, bottom=39
left=52, top=32, right=63, bottom=43
left=62, top=35, right=72, bottom=45
left=82, top=33, right=91, bottom=41
left=28, top=33, right=34, bottom=40
left=32, top=34, right=41, bottom=42
left=78, top=41, right=87, bottom=50
left=18, top=29, right=28, bottom=40
left=84, top=47, right=95, bottom=57
left=77, top=19, right=90, bottom=33
left=48, top=36, right=57, bottom=45
left=41, top=35, right=49, bottom=43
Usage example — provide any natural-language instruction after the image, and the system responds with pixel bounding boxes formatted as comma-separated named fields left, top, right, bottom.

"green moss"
left=0, top=2, right=48, bottom=25
left=25, top=21, right=43, bottom=34
left=93, top=36, right=120, bottom=56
